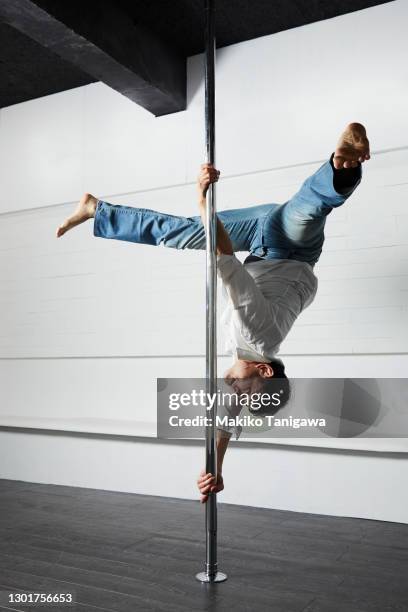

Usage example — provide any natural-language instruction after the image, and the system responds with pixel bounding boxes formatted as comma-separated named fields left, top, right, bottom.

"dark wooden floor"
left=0, top=479, right=408, bottom=612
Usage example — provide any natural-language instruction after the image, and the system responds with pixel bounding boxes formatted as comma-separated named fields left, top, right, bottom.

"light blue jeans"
left=94, top=158, right=361, bottom=266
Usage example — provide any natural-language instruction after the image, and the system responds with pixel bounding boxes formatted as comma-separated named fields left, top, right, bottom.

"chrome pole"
left=196, top=0, right=227, bottom=585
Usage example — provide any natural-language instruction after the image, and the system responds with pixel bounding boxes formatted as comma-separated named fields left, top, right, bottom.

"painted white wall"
left=1, top=148, right=408, bottom=359
left=1, top=429, right=408, bottom=524
left=1, top=355, right=408, bottom=452
left=0, top=1, right=407, bottom=521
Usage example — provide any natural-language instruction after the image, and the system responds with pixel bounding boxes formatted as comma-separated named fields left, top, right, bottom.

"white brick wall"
left=0, top=0, right=407, bottom=518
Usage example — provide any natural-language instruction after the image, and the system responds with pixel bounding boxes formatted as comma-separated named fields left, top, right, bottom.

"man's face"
left=223, top=360, right=266, bottom=396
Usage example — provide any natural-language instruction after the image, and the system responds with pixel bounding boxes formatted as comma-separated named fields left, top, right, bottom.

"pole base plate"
left=196, top=571, right=227, bottom=583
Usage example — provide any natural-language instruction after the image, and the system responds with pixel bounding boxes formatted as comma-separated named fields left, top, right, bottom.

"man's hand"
left=197, top=469, right=224, bottom=504
left=197, top=163, right=233, bottom=255
left=197, top=163, right=220, bottom=199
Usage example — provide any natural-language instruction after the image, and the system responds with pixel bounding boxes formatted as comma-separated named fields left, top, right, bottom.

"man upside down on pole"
left=56, top=122, right=370, bottom=502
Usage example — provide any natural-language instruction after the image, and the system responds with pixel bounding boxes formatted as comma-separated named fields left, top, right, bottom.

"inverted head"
left=224, top=358, right=291, bottom=415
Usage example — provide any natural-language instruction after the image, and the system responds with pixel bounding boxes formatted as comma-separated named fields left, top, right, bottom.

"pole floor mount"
left=196, top=570, right=228, bottom=583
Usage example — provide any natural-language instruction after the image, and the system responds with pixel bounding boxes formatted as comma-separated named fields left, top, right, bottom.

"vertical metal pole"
left=196, top=0, right=227, bottom=585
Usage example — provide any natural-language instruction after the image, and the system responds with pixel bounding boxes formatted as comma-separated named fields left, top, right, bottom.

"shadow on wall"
left=305, top=379, right=382, bottom=437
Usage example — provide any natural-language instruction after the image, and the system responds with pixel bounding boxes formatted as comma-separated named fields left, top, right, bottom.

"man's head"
left=224, top=358, right=291, bottom=416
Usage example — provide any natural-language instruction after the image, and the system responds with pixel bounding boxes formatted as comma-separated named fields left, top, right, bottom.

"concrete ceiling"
left=0, top=22, right=95, bottom=109
left=116, top=0, right=393, bottom=56
left=0, top=0, right=393, bottom=115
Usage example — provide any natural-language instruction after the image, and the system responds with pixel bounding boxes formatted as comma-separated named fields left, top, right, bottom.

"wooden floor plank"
left=1, top=479, right=407, bottom=612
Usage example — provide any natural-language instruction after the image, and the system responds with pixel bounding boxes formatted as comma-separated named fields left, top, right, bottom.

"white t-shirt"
left=215, top=254, right=318, bottom=439
left=217, top=254, right=318, bottom=362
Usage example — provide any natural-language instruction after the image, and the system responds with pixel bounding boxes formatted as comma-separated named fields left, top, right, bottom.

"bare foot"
left=56, top=193, right=98, bottom=238
left=333, top=123, right=370, bottom=170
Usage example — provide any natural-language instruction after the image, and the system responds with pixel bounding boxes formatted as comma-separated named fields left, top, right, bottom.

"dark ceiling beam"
left=0, top=0, right=186, bottom=116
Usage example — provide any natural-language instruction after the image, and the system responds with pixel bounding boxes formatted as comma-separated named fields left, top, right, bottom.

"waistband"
left=243, top=255, right=263, bottom=264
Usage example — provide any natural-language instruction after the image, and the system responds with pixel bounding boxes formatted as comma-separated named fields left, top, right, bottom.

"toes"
left=56, top=218, right=75, bottom=237
left=335, top=153, right=364, bottom=169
